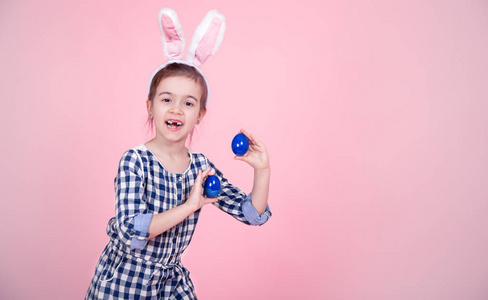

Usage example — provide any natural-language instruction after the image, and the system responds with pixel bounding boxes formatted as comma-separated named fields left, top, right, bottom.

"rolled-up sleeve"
left=241, top=193, right=271, bottom=225
left=114, top=149, right=151, bottom=250
left=130, top=213, right=153, bottom=250
left=207, top=160, right=272, bottom=226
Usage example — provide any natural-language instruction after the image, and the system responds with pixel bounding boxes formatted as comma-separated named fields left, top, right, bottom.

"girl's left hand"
left=234, top=129, right=270, bottom=170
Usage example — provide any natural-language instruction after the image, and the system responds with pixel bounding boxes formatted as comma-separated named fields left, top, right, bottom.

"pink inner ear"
left=193, top=18, right=223, bottom=67
left=161, top=14, right=182, bottom=60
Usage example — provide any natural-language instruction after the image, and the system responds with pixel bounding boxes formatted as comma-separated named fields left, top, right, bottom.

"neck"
left=148, top=134, right=188, bottom=157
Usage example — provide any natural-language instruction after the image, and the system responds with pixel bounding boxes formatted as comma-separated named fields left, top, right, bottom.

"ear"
left=186, top=10, right=226, bottom=67
left=197, top=108, right=207, bottom=123
left=146, top=99, right=153, bottom=115
left=159, top=8, right=185, bottom=61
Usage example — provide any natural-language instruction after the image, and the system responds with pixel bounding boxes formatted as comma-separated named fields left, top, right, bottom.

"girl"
left=85, top=9, right=271, bottom=300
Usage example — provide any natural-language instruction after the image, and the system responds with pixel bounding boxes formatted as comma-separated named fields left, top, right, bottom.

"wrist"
left=184, top=201, right=199, bottom=214
left=254, top=166, right=270, bottom=174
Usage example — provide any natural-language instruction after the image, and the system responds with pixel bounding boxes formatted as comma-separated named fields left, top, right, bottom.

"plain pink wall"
left=1, top=0, right=488, bottom=299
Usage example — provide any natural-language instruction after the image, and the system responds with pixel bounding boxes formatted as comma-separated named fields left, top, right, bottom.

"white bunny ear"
left=186, top=10, right=226, bottom=67
left=159, top=8, right=185, bottom=61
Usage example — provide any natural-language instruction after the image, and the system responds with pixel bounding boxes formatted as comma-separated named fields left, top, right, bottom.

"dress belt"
left=109, top=240, right=190, bottom=292
left=145, top=260, right=190, bottom=292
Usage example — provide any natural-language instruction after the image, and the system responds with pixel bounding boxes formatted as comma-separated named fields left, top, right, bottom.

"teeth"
left=166, top=121, right=183, bottom=128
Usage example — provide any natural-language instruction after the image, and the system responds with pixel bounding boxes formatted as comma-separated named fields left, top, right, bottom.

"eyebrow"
left=158, top=91, right=198, bottom=102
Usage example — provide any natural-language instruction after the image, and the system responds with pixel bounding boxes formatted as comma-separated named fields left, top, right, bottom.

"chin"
left=159, top=131, right=190, bottom=143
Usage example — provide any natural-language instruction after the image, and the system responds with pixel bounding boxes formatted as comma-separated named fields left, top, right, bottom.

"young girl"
left=85, top=9, right=271, bottom=300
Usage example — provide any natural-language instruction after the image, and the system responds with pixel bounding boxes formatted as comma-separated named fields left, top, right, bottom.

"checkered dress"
left=85, top=144, right=271, bottom=299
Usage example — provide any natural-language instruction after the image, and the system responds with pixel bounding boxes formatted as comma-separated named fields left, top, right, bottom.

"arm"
left=147, top=167, right=217, bottom=239
left=114, top=150, right=152, bottom=249
left=208, top=130, right=271, bottom=225
left=116, top=150, right=216, bottom=249
left=234, top=129, right=270, bottom=215
left=250, top=168, right=270, bottom=215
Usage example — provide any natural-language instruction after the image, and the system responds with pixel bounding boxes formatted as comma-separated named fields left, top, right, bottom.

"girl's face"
left=147, top=76, right=206, bottom=144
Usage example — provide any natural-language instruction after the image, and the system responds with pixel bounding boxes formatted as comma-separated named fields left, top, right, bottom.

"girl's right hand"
left=185, top=167, right=218, bottom=212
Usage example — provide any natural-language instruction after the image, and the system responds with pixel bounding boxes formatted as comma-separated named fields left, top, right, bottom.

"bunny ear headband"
left=148, top=8, right=226, bottom=104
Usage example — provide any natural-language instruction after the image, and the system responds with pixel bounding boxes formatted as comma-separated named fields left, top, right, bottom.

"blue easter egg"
left=204, top=175, right=221, bottom=198
left=231, top=133, right=249, bottom=156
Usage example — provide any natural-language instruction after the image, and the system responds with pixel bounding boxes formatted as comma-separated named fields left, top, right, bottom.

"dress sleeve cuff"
left=130, top=213, right=153, bottom=250
left=242, top=193, right=271, bottom=225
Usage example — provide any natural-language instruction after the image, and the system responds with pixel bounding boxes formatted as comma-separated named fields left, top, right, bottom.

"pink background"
left=1, top=0, right=488, bottom=299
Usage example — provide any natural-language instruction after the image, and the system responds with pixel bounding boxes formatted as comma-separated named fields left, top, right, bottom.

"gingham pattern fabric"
left=85, top=144, right=271, bottom=299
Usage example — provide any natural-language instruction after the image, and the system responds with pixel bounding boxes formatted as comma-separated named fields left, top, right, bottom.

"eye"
left=162, top=98, right=171, bottom=103
left=185, top=101, right=195, bottom=107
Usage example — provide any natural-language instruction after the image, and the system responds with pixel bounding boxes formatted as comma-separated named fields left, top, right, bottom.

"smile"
left=166, top=119, right=183, bottom=129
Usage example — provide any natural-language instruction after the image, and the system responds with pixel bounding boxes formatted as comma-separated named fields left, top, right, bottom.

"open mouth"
left=166, top=120, right=183, bottom=129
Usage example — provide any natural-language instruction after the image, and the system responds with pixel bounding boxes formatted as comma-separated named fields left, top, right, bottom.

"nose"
left=169, top=102, right=183, bottom=114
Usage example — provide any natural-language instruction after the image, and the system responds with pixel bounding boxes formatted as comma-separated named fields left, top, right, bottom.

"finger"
left=206, top=197, right=218, bottom=204
left=200, top=168, right=216, bottom=185
left=237, top=130, right=257, bottom=150
left=249, top=133, right=265, bottom=148
left=240, top=130, right=262, bottom=149
left=234, top=155, right=249, bottom=163
left=206, top=167, right=215, bottom=176
left=201, top=167, right=212, bottom=178
left=239, top=129, right=252, bottom=141
left=193, top=171, right=205, bottom=193
left=195, top=169, right=203, bottom=184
